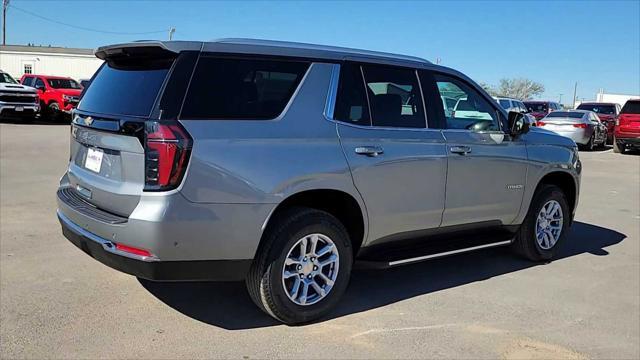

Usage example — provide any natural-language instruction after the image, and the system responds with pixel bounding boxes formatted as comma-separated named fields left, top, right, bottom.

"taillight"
left=537, top=121, right=546, bottom=126
left=144, top=121, right=192, bottom=191
left=115, top=243, right=153, bottom=258
left=573, top=123, right=588, bottom=128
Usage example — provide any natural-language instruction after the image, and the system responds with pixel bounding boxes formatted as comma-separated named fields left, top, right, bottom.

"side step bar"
left=388, top=239, right=512, bottom=266
left=356, top=238, right=514, bottom=269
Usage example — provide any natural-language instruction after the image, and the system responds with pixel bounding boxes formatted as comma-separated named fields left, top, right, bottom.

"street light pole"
left=2, top=0, right=9, bottom=46
left=169, top=27, right=175, bottom=41
left=559, top=93, right=563, bottom=104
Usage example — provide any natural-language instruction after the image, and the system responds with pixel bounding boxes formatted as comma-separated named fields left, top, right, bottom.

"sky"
left=3, top=0, right=639, bottom=103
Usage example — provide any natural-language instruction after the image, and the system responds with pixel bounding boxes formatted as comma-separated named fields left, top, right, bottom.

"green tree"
left=494, top=78, right=545, bottom=100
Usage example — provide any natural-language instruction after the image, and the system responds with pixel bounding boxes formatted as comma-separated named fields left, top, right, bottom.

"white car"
left=0, top=71, right=39, bottom=121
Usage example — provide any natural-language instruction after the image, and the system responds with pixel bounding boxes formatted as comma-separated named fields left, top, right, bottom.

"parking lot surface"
left=1, top=121, right=639, bottom=359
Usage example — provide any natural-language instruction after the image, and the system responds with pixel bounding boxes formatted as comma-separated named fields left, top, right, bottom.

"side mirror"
left=35, top=85, right=45, bottom=92
left=508, top=111, right=529, bottom=136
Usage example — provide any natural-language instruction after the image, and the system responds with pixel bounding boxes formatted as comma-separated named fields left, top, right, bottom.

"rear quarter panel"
left=178, top=63, right=364, bottom=209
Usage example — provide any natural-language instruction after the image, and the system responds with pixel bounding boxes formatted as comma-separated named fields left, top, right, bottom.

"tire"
left=512, top=185, right=570, bottom=262
left=48, top=102, right=61, bottom=122
left=613, top=137, right=626, bottom=154
left=246, top=207, right=353, bottom=325
left=583, top=134, right=595, bottom=151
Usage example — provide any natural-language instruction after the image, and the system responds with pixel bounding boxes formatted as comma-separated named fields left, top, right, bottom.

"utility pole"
left=2, top=0, right=9, bottom=46
left=168, top=27, right=175, bottom=41
left=559, top=93, right=563, bottom=104
left=572, top=82, right=578, bottom=108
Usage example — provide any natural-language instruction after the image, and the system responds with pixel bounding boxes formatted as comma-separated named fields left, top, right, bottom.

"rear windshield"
left=524, top=102, right=548, bottom=112
left=621, top=100, right=640, bottom=114
left=577, top=104, right=615, bottom=114
left=48, top=78, right=81, bottom=89
left=498, top=99, right=511, bottom=109
left=180, top=56, right=309, bottom=120
left=546, top=111, right=584, bottom=119
left=78, top=58, right=172, bottom=117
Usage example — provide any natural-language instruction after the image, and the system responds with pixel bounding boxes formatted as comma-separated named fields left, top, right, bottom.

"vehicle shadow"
left=139, top=221, right=625, bottom=330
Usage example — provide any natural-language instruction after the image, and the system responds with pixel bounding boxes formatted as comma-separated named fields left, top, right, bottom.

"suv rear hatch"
left=66, top=44, right=199, bottom=218
left=618, top=100, right=640, bottom=136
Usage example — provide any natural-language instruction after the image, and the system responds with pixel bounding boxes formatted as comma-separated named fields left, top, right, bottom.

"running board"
left=356, top=236, right=515, bottom=270
left=387, top=240, right=512, bottom=266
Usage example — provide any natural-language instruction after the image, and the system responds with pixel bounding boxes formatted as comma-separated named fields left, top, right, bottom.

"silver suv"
left=57, top=39, right=581, bottom=324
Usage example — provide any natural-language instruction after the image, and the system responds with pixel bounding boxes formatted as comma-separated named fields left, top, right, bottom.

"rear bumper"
left=615, top=136, right=640, bottom=147
left=551, top=129, right=591, bottom=145
left=58, top=210, right=252, bottom=281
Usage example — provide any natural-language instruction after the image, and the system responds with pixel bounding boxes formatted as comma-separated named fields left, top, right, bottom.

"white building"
left=574, top=90, right=640, bottom=108
left=0, top=45, right=103, bottom=81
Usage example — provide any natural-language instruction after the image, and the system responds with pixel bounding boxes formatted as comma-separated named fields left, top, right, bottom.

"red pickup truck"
left=20, top=74, right=82, bottom=119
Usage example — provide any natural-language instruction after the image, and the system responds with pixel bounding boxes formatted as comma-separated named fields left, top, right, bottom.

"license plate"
left=15, top=106, right=23, bottom=112
left=85, top=148, right=104, bottom=173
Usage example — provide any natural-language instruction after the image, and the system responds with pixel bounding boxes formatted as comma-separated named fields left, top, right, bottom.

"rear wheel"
left=48, top=102, right=61, bottom=122
left=613, top=136, right=626, bottom=154
left=246, top=207, right=352, bottom=324
left=512, top=185, right=570, bottom=262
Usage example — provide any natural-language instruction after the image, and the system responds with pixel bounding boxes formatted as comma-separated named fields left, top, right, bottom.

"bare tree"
left=495, top=78, right=545, bottom=100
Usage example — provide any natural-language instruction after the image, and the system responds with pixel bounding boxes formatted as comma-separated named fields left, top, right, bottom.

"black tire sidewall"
left=263, top=211, right=352, bottom=324
left=523, top=186, right=570, bottom=260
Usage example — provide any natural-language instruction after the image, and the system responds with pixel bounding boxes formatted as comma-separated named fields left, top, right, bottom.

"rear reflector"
left=144, top=121, right=192, bottom=191
left=537, top=121, right=546, bottom=126
left=115, top=243, right=153, bottom=257
left=573, top=123, right=588, bottom=128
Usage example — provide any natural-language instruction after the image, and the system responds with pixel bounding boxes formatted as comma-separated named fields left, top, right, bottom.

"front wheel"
left=246, top=207, right=353, bottom=324
left=512, top=185, right=570, bottom=262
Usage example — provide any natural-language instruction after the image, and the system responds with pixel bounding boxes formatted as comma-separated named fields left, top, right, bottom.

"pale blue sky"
left=4, top=0, right=639, bottom=103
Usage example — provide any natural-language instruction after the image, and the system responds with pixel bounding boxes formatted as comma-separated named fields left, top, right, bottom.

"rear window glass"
left=524, top=102, right=548, bottom=112
left=498, top=99, right=511, bottom=109
left=577, top=104, right=615, bottom=114
left=621, top=100, right=640, bottom=114
left=180, top=57, right=309, bottom=120
left=546, top=111, right=584, bottom=119
left=78, top=58, right=172, bottom=117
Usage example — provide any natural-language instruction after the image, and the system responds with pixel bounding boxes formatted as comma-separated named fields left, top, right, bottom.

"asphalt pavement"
left=1, top=121, right=638, bottom=359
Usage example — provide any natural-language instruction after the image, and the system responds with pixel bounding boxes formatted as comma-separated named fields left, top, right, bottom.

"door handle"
left=355, top=146, right=384, bottom=157
left=450, top=145, right=472, bottom=155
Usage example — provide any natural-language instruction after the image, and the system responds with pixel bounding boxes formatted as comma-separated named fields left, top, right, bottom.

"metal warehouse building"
left=0, top=45, right=103, bottom=81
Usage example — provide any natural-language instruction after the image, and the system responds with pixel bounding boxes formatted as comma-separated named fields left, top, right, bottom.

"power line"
left=8, top=3, right=167, bottom=35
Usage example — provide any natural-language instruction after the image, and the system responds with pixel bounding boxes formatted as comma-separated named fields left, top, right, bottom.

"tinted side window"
left=181, top=56, right=309, bottom=120
left=361, top=65, right=425, bottom=128
left=434, top=74, right=499, bottom=131
left=334, top=63, right=370, bottom=125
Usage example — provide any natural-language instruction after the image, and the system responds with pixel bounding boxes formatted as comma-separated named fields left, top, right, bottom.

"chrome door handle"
left=450, top=145, right=472, bottom=155
left=355, top=146, right=384, bottom=157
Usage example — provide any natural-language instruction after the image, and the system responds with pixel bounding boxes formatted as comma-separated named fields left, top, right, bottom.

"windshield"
left=524, top=102, right=548, bottom=112
left=0, top=73, right=18, bottom=84
left=577, top=104, right=615, bottom=115
left=78, top=58, right=172, bottom=117
left=47, top=78, right=81, bottom=89
left=621, top=100, right=640, bottom=114
left=546, top=111, right=584, bottom=119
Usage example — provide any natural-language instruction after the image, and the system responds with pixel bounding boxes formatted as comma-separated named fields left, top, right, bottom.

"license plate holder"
left=85, top=147, right=104, bottom=173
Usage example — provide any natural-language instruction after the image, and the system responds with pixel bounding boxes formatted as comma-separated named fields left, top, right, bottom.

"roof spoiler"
left=94, top=41, right=203, bottom=60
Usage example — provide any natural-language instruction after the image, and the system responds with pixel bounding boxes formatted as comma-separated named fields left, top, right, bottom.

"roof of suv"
left=95, top=38, right=432, bottom=68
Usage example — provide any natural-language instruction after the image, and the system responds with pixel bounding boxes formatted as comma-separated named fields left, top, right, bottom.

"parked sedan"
left=576, top=102, right=620, bottom=144
left=537, top=110, right=607, bottom=150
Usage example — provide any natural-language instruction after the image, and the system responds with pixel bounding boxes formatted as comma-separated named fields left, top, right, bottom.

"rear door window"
left=78, top=57, right=173, bottom=117
left=334, top=63, right=371, bottom=125
left=181, top=56, right=309, bottom=120
left=361, top=65, right=426, bottom=128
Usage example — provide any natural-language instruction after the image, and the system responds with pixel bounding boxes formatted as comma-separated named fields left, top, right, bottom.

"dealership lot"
left=1, top=122, right=638, bottom=359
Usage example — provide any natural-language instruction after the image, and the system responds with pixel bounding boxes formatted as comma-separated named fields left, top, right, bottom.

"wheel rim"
left=535, top=200, right=564, bottom=250
left=281, top=233, right=339, bottom=306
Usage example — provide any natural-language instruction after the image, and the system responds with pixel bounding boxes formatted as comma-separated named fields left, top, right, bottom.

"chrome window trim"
left=324, top=63, right=441, bottom=133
